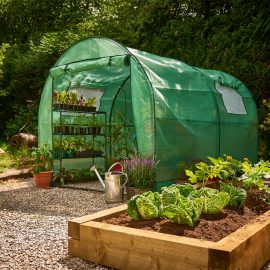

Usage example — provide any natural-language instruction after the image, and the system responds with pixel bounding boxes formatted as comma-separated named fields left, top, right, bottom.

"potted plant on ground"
left=123, top=153, right=159, bottom=199
left=31, top=144, right=53, bottom=188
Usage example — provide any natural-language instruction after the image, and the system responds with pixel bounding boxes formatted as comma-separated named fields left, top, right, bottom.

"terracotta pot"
left=126, top=186, right=151, bottom=200
left=207, top=177, right=220, bottom=183
left=33, top=171, right=53, bottom=188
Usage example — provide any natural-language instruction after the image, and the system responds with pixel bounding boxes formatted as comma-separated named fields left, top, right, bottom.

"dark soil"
left=103, top=190, right=270, bottom=242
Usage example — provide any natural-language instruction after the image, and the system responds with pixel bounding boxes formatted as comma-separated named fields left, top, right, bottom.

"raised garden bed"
left=68, top=203, right=270, bottom=270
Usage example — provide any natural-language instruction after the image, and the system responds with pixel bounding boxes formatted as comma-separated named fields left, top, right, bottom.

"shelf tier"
left=54, top=155, right=105, bottom=160
left=53, top=109, right=106, bottom=115
left=53, top=133, right=105, bottom=136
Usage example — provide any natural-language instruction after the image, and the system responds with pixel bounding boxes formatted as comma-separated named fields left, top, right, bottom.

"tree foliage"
left=0, top=0, right=269, bottom=155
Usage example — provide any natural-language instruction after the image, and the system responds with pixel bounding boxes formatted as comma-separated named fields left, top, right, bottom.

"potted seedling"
left=67, top=137, right=76, bottom=158
left=53, top=138, right=61, bottom=159
left=69, top=121, right=75, bottom=134
left=61, top=139, right=68, bottom=158
left=94, top=116, right=104, bottom=135
left=69, top=91, right=78, bottom=111
left=53, top=91, right=60, bottom=110
left=78, top=94, right=85, bottom=111
left=73, top=116, right=80, bottom=134
left=81, top=140, right=89, bottom=157
left=63, top=118, right=70, bottom=134
left=65, top=92, right=71, bottom=110
left=53, top=119, right=61, bottom=134
left=54, top=91, right=64, bottom=110
left=93, top=140, right=104, bottom=157
left=86, top=115, right=94, bottom=134
left=75, top=115, right=86, bottom=134
left=74, top=115, right=85, bottom=135
left=59, top=90, right=68, bottom=109
left=84, top=141, right=94, bottom=157
left=85, top=97, right=97, bottom=112
left=74, top=136, right=85, bottom=158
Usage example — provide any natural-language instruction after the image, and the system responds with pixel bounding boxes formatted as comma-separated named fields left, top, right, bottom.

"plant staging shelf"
left=52, top=106, right=107, bottom=183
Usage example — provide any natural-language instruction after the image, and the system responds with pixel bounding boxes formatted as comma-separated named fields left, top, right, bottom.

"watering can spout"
left=90, top=165, right=105, bottom=189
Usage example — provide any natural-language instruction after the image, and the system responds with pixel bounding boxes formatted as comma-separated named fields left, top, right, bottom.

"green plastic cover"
left=39, top=37, right=258, bottom=183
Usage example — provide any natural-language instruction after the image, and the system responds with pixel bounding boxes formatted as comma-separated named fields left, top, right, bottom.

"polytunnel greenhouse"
left=39, top=37, right=258, bottom=189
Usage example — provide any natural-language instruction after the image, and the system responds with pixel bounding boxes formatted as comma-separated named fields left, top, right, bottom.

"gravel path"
left=0, top=178, right=119, bottom=269
left=0, top=178, right=270, bottom=270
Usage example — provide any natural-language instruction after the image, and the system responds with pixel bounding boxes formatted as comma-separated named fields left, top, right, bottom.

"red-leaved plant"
left=31, top=144, right=53, bottom=174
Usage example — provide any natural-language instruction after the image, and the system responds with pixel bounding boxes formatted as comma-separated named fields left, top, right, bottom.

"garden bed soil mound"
left=103, top=191, right=270, bottom=242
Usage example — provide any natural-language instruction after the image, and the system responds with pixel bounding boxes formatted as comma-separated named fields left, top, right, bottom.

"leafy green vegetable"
left=161, top=186, right=180, bottom=206
left=161, top=197, right=203, bottom=227
left=136, top=192, right=159, bottom=219
left=127, top=195, right=141, bottom=220
left=219, top=182, right=247, bottom=208
left=189, top=187, right=230, bottom=214
left=202, top=192, right=230, bottom=214
left=127, top=186, right=230, bottom=226
left=189, top=187, right=219, bottom=198
left=171, top=183, right=195, bottom=197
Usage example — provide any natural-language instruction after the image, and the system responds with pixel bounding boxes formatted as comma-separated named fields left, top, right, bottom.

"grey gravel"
left=0, top=178, right=121, bottom=269
left=0, top=178, right=270, bottom=270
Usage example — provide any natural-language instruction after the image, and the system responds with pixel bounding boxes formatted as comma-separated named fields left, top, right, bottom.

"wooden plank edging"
left=79, top=221, right=212, bottom=270
left=68, top=207, right=270, bottom=270
left=209, top=210, right=270, bottom=270
left=68, top=204, right=126, bottom=239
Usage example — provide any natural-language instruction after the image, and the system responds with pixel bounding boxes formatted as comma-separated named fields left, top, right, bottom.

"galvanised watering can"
left=90, top=162, right=128, bottom=203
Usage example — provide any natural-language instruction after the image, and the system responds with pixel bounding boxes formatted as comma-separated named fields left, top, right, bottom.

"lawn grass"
left=0, top=141, right=32, bottom=173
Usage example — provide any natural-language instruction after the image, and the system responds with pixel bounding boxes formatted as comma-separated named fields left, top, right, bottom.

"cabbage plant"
left=127, top=185, right=232, bottom=227
left=189, top=187, right=230, bottom=214
left=171, top=183, right=195, bottom=197
left=161, top=197, right=203, bottom=227
left=220, top=182, right=247, bottom=208
left=127, top=191, right=160, bottom=220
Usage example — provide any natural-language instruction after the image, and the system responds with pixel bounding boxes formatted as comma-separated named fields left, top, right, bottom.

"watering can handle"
left=108, top=162, right=128, bottom=188
left=108, top=162, right=128, bottom=189
left=108, top=162, right=123, bottom=173
left=121, top=172, right=128, bottom=189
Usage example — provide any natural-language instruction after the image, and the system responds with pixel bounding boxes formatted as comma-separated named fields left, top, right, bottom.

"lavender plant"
left=123, top=154, right=159, bottom=189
